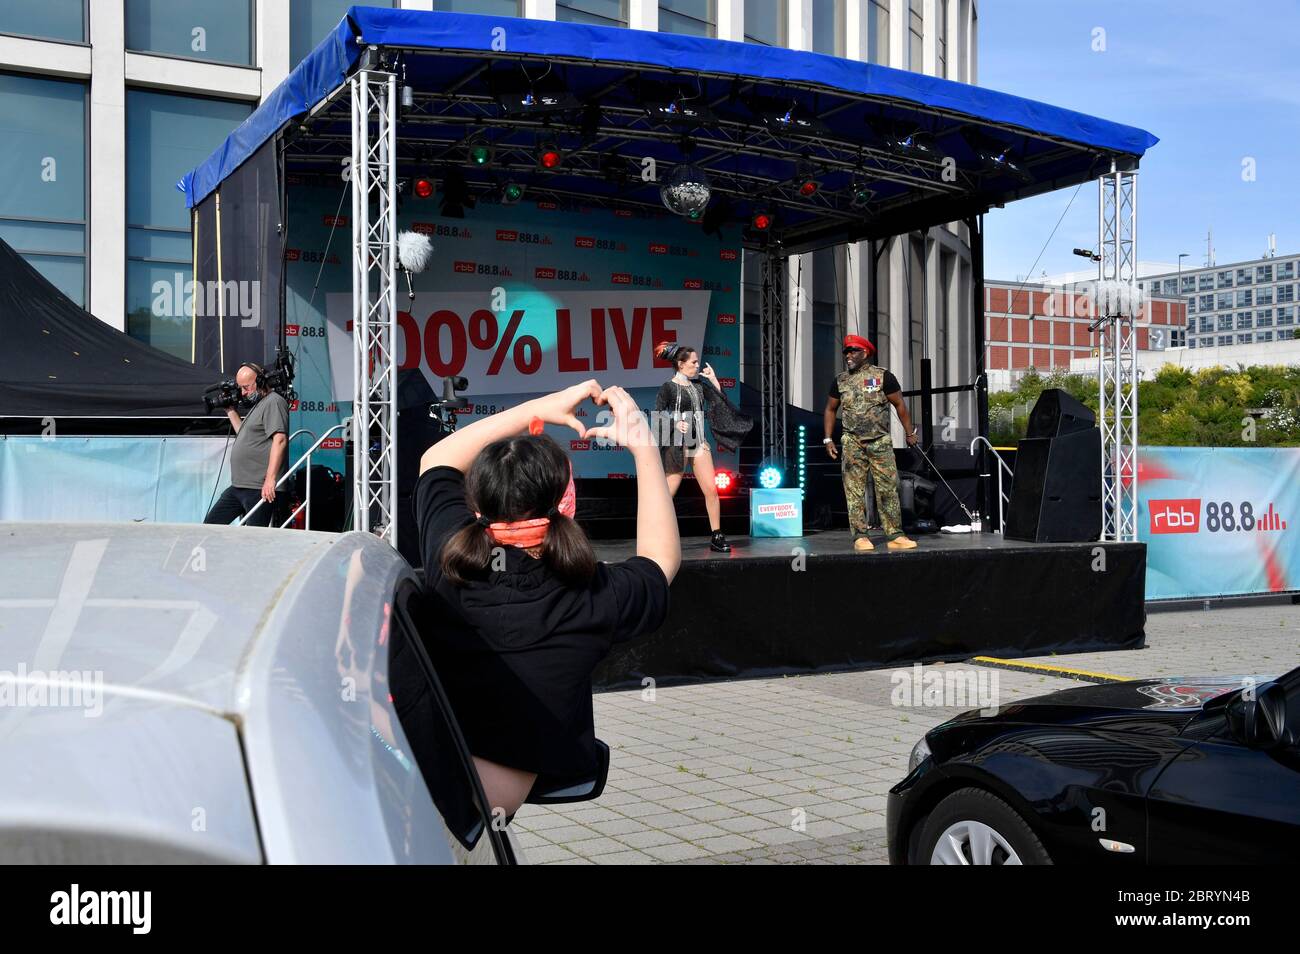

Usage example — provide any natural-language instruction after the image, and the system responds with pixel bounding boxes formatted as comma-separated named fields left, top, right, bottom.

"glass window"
left=1236, top=267, right=1253, bottom=285
left=1198, top=273, right=1213, bottom=291
left=866, top=0, right=889, bottom=64
left=1237, top=334, right=1252, bottom=345
left=0, top=0, right=84, bottom=41
left=1162, top=278, right=1177, bottom=295
left=432, top=0, right=520, bottom=13
left=936, top=0, right=948, bottom=75
left=1277, top=283, right=1293, bottom=304
left=1256, top=264, right=1272, bottom=283
left=0, top=73, right=86, bottom=305
left=1180, top=274, right=1195, bottom=294
left=812, top=0, right=844, bottom=56
left=1259, top=331, right=1273, bottom=343
left=1237, top=312, right=1253, bottom=329
left=291, top=1, right=397, bottom=67
left=1277, top=307, right=1294, bottom=326
left=1257, top=309, right=1273, bottom=327
left=1216, top=291, right=1233, bottom=310
left=126, top=0, right=252, bottom=65
left=1217, top=270, right=1233, bottom=288
left=1277, top=261, right=1295, bottom=280
left=1279, top=328, right=1295, bottom=340
left=908, top=0, right=923, bottom=72
left=1199, top=293, right=1213, bottom=310
left=744, top=0, right=785, bottom=44
left=126, top=90, right=252, bottom=359
left=557, top=0, right=627, bottom=26
left=1217, top=315, right=1232, bottom=331
left=1236, top=289, right=1252, bottom=307
left=1256, top=285, right=1273, bottom=305
left=1218, top=335, right=1232, bottom=347
left=1187, top=338, right=1196, bottom=349
left=1187, top=299, right=1196, bottom=314
left=1199, top=316, right=1213, bottom=333
left=660, top=0, right=716, bottom=37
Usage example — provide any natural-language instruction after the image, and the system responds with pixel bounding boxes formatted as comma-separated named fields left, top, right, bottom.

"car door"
left=387, top=579, right=518, bottom=864
left=1145, top=675, right=1300, bottom=863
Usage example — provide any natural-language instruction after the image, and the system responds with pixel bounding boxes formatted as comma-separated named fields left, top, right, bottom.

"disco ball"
left=660, top=164, right=711, bottom=219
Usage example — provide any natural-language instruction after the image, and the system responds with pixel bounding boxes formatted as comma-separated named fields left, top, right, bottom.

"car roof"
left=0, top=521, right=341, bottom=713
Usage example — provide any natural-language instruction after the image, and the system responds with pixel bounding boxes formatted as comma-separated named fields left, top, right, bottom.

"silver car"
left=0, top=523, right=607, bottom=864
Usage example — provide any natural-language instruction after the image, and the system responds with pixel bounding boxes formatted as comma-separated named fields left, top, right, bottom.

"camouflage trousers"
left=842, top=433, right=903, bottom=539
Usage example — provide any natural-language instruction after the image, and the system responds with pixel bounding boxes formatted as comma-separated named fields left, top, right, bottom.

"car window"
left=387, top=582, right=516, bottom=864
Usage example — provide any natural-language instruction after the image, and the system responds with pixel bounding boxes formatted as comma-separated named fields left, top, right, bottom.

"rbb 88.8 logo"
left=1205, top=501, right=1254, bottom=532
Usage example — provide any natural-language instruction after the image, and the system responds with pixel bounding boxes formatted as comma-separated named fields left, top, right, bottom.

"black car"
left=887, top=666, right=1300, bottom=864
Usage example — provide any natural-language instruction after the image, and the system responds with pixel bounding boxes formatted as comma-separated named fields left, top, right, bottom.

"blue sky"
left=978, top=0, right=1300, bottom=281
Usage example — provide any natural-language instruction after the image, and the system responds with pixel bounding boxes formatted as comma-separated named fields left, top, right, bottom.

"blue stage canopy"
left=181, top=6, right=1157, bottom=252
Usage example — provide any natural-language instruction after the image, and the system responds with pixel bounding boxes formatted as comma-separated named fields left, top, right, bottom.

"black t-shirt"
left=829, top=369, right=900, bottom=400
left=413, top=465, right=670, bottom=776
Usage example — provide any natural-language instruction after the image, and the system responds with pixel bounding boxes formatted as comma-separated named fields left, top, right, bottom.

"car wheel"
left=915, top=788, right=1052, bottom=865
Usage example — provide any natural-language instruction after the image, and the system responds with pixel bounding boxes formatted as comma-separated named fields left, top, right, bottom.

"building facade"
left=1138, top=254, right=1300, bottom=351
left=983, top=279, right=1186, bottom=392
left=1, top=0, right=980, bottom=435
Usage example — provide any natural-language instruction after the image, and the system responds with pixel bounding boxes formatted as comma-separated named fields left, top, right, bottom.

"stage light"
left=660, top=164, right=711, bottom=219
left=750, top=210, right=774, bottom=232
left=762, top=106, right=829, bottom=137
left=413, top=177, right=435, bottom=199
left=1073, top=247, right=1101, bottom=263
left=498, top=89, right=581, bottom=116
left=759, top=465, right=783, bottom=490
left=468, top=143, right=493, bottom=166
left=440, top=167, right=475, bottom=218
left=849, top=180, right=874, bottom=209
left=798, top=178, right=819, bottom=198
left=502, top=181, right=525, bottom=204
left=797, top=425, right=807, bottom=491
left=714, top=470, right=735, bottom=494
left=400, top=85, right=415, bottom=110
left=537, top=142, right=563, bottom=170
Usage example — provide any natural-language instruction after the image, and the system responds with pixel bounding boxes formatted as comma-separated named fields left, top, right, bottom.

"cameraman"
left=204, top=363, right=289, bottom=527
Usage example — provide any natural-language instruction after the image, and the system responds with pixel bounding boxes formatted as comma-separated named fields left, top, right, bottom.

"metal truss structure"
left=350, top=70, right=400, bottom=545
left=759, top=249, right=787, bottom=467
left=1096, top=165, right=1139, bottom=542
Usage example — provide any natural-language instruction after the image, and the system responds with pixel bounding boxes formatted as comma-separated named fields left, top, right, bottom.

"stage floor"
left=593, top=529, right=1098, bottom=562
left=592, top=529, right=1147, bottom=690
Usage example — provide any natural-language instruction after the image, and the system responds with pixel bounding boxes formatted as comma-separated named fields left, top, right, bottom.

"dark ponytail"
left=441, top=519, right=495, bottom=586
left=439, top=434, right=596, bottom=587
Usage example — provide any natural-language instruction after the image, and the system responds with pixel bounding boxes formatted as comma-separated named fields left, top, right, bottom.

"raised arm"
left=419, top=380, right=604, bottom=475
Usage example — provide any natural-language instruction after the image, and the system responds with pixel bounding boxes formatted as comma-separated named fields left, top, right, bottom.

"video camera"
left=203, top=348, right=298, bottom=413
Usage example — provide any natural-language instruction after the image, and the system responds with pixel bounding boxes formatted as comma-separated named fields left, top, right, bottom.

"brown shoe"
left=887, top=535, right=918, bottom=550
left=853, top=536, right=874, bottom=552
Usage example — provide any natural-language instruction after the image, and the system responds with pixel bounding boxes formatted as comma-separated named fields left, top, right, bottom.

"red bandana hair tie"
left=475, top=417, right=578, bottom=548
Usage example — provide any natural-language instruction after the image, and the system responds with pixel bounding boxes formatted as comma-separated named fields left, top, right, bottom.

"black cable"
left=205, top=418, right=235, bottom=518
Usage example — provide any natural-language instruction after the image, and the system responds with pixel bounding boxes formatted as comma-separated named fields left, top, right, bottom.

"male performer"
left=204, top=362, right=289, bottom=526
left=823, top=335, right=919, bottom=552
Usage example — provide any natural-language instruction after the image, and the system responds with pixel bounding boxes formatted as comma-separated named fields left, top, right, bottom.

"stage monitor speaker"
left=396, top=370, right=448, bottom=567
left=898, top=472, right=937, bottom=531
left=1026, top=388, right=1095, bottom=438
left=1005, top=429, right=1102, bottom=542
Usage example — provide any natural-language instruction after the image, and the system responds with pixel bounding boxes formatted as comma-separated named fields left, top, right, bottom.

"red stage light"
left=751, top=212, right=772, bottom=231
left=714, top=469, right=735, bottom=494
left=538, top=145, right=562, bottom=169
left=798, top=179, right=818, bottom=197
left=414, top=178, right=434, bottom=198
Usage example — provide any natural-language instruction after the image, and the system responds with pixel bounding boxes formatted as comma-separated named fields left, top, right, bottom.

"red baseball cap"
left=843, top=334, right=875, bottom=355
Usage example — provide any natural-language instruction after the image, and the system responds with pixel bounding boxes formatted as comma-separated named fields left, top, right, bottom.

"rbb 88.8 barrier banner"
left=1138, top=447, right=1300, bottom=599
left=282, top=183, right=742, bottom=478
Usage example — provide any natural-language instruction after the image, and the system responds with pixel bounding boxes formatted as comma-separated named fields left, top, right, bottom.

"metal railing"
left=239, top=418, right=351, bottom=530
left=970, top=436, right=1014, bottom=534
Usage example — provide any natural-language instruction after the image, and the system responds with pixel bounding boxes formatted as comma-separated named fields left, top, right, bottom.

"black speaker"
left=396, top=370, right=448, bottom=567
left=1005, top=429, right=1102, bottom=542
left=1026, top=388, right=1095, bottom=438
left=898, top=472, right=937, bottom=532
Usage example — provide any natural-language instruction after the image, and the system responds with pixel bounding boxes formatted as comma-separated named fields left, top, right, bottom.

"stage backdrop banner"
left=1138, top=446, right=1300, bottom=599
left=283, top=184, right=743, bottom=478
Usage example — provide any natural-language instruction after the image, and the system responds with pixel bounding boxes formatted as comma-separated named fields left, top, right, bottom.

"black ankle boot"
left=710, top=531, right=731, bottom=553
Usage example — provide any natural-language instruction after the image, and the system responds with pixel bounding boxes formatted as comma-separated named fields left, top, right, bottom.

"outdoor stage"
left=591, top=530, right=1146, bottom=691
